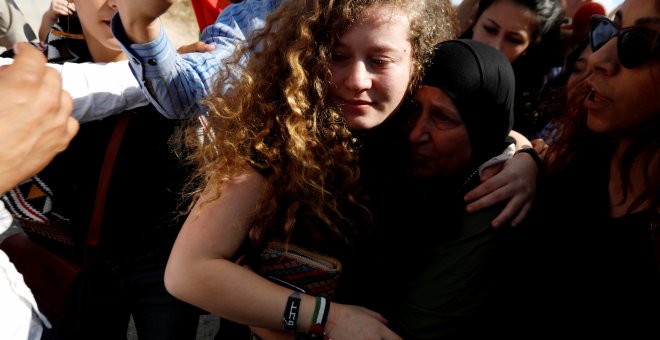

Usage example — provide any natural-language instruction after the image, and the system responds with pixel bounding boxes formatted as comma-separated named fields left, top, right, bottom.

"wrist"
left=514, top=147, right=545, bottom=175
left=118, top=14, right=161, bottom=44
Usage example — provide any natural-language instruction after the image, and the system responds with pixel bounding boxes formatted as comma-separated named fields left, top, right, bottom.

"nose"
left=588, top=36, right=619, bottom=75
left=107, top=0, right=117, bottom=10
left=409, top=113, right=430, bottom=144
left=344, top=61, right=372, bottom=92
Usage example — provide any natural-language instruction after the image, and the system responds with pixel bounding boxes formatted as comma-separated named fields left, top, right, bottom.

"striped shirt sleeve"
left=112, top=0, right=283, bottom=119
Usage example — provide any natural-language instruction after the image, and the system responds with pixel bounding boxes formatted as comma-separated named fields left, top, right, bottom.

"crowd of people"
left=0, top=0, right=657, bottom=339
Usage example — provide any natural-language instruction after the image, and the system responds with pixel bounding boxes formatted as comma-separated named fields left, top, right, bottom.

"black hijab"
left=420, top=39, right=515, bottom=166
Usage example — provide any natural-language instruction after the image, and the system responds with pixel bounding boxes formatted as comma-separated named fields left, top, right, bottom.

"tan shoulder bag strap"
left=83, top=113, right=131, bottom=267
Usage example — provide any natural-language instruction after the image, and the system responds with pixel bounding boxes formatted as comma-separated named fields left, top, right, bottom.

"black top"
left=521, top=135, right=660, bottom=338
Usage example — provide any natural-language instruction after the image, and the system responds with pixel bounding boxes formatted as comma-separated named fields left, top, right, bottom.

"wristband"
left=515, top=147, right=544, bottom=174
left=282, top=291, right=301, bottom=332
left=308, top=296, right=330, bottom=338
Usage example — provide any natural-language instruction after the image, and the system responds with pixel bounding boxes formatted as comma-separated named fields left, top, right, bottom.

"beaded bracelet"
left=308, top=296, right=330, bottom=338
left=282, top=291, right=301, bottom=332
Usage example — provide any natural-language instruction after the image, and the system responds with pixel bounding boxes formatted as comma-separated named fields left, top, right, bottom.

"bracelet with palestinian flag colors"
left=307, top=296, right=330, bottom=339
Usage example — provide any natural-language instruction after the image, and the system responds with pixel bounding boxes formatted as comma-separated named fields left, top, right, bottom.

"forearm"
left=39, top=11, right=58, bottom=42
left=112, top=0, right=174, bottom=44
left=166, top=256, right=319, bottom=332
left=110, top=0, right=281, bottom=118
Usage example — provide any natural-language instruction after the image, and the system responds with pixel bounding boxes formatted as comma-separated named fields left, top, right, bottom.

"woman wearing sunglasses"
left=520, top=0, right=660, bottom=337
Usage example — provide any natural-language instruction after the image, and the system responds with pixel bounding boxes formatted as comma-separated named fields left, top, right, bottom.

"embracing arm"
left=111, top=0, right=282, bottom=119
left=165, top=168, right=400, bottom=339
left=464, top=130, right=540, bottom=228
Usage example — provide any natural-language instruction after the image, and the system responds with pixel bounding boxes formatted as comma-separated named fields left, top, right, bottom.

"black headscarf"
left=420, top=39, right=515, bottom=166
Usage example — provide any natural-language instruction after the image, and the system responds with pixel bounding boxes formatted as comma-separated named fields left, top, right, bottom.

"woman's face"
left=73, top=0, right=120, bottom=51
left=329, top=5, right=414, bottom=130
left=408, top=86, right=471, bottom=179
left=584, top=0, right=660, bottom=136
left=471, top=0, right=536, bottom=62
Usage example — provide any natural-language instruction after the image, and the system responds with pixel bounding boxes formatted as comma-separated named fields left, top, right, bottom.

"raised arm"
left=111, top=0, right=283, bottom=119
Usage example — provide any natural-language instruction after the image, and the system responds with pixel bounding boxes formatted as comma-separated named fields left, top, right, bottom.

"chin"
left=585, top=114, right=610, bottom=134
left=346, top=115, right=387, bottom=131
left=410, top=167, right=437, bottom=179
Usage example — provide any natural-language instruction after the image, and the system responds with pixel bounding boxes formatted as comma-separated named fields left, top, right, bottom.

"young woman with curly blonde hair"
left=164, top=0, right=539, bottom=338
left=164, top=0, right=455, bottom=338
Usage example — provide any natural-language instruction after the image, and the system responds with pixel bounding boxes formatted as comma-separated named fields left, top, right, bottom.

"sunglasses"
left=590, top=14, right=660, bottom=69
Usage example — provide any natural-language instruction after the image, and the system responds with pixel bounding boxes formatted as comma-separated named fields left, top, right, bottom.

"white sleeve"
left=0, top=58, right=148, bottom=122
left=56, top=60, right=149, bottom=122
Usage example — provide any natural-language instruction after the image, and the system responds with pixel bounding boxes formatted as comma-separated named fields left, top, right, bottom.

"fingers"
left=61, top=92, right=80, bottom=151
left=465, top=182, right=506, bottom=214
left=177, top=41, right=216, bottom=54
left=479, top=162, right=503, bottom=182
left=490, top=196, right=532, bottom=228
left=510, top=201, right=533, bottom=227
left=464, top=175, right=504, bottom=204
left=11, top=43, right=47, bottom=85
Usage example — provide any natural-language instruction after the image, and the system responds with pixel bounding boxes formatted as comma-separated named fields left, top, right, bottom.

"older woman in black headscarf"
left=386, top=39, right=519, bottom=339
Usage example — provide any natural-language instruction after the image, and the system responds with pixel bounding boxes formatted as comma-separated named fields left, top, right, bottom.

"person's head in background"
left=194, top=0, right=458, bottom=244
left=70, top=0, right=123, bottom=62
left=583, top=0, right=660, bottom=137
left=564, top=40, right=592, bottom=103
left=456, top=0, right=480, bottom=35
left=466, top=0, right=562, bottom=62
left=407, top=39, right=515, bottom=180
left=548, top=0, right=659, bottom=210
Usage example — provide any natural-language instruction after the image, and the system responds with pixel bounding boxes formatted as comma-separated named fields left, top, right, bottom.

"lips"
left=343, top=99, right=373, bottom=106
left=583, top=83, right=610, bottom=111
left=411, top=150, right=435, bottom=162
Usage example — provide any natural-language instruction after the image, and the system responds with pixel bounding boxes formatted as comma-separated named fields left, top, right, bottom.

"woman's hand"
left=40, top=0, right=76, bottom=41
left=464, top=152, right=539, bottom=228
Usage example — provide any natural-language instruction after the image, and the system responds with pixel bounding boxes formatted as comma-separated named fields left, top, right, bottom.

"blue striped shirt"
left=111, top=0, right=283, bottom=119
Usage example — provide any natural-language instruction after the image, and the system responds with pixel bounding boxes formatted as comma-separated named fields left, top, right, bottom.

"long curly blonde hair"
left=184, top=0, right=458, bottom=249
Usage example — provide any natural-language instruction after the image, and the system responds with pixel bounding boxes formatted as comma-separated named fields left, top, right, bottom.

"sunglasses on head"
left=590, top=14, right=660, bottom=69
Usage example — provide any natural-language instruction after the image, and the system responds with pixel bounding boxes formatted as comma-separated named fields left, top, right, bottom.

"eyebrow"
left=484, top=18, right=501, bottom=29
left=616, top=10, right=660, bottom=27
